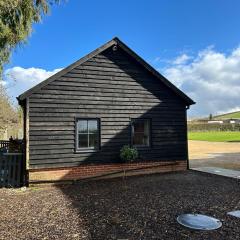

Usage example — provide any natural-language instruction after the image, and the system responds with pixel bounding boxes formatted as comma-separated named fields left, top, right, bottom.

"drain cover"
left=227, top=210, right=240, bottom=218
left=177, top=214, right=222, bottom=230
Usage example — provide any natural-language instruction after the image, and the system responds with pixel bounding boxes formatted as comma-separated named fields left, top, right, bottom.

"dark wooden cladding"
left=28, top=100, right=184, bottom=109
left=28, top=47, right=188, bottom=169
left=30, top=93, right=162, bottom=103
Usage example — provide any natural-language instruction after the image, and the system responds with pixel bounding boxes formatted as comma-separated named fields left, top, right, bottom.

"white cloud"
left=163, top=46, right=240, bottom=117
left=4, top=67, right=62, bottom=101
left=172, top=54, right=192, bottom=65
left=0, top=80, right=6, bottom=86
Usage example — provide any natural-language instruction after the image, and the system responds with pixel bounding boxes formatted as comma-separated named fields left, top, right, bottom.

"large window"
left=131, top=119, right=151, bottom=147
left=76, top=119, right=100, bottom=151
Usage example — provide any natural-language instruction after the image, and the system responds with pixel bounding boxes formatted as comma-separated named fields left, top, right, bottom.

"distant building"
left=207, top=120, right=223, bottom=124
left=228, top=119, right=240, bottom=124
left=207, top=119, right=240, bottom=124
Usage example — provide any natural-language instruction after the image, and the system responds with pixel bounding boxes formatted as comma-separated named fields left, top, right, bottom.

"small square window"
left=76, top=119, right=100, bottom=152
left=131, top=119, right=151, bottom=147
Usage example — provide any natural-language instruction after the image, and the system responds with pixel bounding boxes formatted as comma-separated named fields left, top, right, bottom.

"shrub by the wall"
left=120, top=145, right=138, bottom=163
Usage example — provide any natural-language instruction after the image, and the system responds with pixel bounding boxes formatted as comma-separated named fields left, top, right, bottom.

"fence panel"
left=0, top=154, right=25, bottom=188
left=0, top=140, right=10, bottom=152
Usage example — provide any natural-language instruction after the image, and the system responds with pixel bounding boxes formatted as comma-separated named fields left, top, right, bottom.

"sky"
left=3, top=0, right=240, bottom=118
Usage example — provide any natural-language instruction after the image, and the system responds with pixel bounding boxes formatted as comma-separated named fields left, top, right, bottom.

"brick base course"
left=29, top=160, right=187, bottom=183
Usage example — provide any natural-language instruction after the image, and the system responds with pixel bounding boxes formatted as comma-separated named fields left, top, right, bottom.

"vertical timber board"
left=3, top=156, right=8, bottom=187
left=16, top=155, right=21, bottom=187
left=0, top=158, right=2, bottom=187
left=26, top=98, right=30, bottom=170
left=185, top=107, right=189, bottom=170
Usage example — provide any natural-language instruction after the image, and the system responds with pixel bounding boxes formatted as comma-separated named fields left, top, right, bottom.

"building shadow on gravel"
left=57, top=170, right=240, bottom=239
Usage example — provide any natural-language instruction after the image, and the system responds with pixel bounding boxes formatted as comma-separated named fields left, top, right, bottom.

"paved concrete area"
left=189, top=140, right=240, bottom=160
left=192, top=167, right=240, bottom=179
left=227, top=210, right=240, bottom=219
left=190, top=152, right=240, bottom=170
left=189, top=141, right=240, bottom=171
left=189, top=141, right=240, bottom=178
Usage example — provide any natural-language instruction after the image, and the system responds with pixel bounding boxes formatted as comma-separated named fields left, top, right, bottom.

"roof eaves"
left=18, top=38, right=117, bottom=101
left=114, top=38, right=195, bottom=105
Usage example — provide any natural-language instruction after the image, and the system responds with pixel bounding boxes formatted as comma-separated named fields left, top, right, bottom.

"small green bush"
left=120, top=145, right=138, bottom=163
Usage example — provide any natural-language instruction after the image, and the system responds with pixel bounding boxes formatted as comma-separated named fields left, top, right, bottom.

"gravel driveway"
left=0, top=171, right=240, bottom=239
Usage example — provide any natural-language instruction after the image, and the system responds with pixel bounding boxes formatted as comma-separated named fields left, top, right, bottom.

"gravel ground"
left=0, top=171, right=240, bottom=239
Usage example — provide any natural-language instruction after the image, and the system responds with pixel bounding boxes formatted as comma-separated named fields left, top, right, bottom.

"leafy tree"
left=0, top=85, right=18, bottom=130
left=0, top=1, right=60, bottom=139
left=0, top=0, right=60, bottom=76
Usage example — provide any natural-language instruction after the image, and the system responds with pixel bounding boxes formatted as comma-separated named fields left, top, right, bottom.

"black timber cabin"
left=18, top=37, right=195, bottom=182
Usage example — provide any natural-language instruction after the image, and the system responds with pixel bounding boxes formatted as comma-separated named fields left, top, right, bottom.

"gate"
left=0, top=140, right=26, bottom=188
left=0, top=154, right=26, bottom=187
left=0, top=140, right=10, bottom=152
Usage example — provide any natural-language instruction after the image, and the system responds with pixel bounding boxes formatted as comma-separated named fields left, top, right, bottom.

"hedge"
left=188, top=123, right=240, bottom=132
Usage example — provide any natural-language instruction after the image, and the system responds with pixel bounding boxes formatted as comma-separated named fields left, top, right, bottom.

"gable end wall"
left=27, top=47, right=188, bottom=171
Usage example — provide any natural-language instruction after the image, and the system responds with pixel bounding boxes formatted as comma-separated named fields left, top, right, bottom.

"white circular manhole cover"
left=177, top=214, right=222, bottom=230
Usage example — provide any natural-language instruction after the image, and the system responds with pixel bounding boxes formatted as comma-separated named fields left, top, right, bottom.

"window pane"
left=133, top=121, right=144, bottom=133
left=133, top=133, right=145, bottom=145
left=143, top=133, right=149, bottom=145
left=132, top=119, right=150, bottom=146
left=77, top=120, right=87, bottom=133
left=88, top=120, right=98, bottom=133
left=144, top=120, right=150, bottom=145
left=78, top=134, right=88, bottom=148
left=89, top=134, right=98, bottom=149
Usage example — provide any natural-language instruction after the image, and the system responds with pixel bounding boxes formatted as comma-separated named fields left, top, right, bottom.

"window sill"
left=75, top=149, right=99, bottom=153
left=133, top=146, right=151, bottom=150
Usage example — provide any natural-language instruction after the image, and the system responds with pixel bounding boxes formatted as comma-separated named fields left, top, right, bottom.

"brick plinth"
left=29, top=161, right=187, bottom=183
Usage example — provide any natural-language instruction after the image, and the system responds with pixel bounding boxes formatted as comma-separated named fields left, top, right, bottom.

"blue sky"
left=4, top=0, right=240, bottom=117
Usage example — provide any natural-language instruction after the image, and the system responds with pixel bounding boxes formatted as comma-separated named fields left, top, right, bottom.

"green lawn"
left=188, top=131, right=240, bottom=142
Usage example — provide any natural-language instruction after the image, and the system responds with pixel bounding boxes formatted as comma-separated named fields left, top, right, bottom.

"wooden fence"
left=0, top=140, right=26, bottom=188
left=0, top=154, right=26, bottom=187
left=0, top=140, right=10, bottom=152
